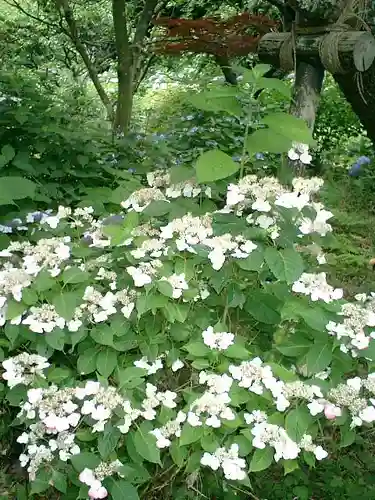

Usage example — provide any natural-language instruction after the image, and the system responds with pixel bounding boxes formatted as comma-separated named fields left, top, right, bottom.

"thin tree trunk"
left=290, top=62, right=325, bottom=174
left=112, top=0, right=133, bottom=134
left=55, top=0, right=113, bottom=121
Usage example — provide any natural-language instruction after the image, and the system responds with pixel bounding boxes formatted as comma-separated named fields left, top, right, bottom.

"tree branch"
left=54, top=0, right=113, bottom=120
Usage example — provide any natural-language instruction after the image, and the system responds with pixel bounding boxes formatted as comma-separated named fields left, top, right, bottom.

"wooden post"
left=258, top=31, right=375, bottom=73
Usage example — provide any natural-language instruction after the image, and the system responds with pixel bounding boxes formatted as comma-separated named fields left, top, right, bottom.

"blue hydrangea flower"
left=348, top=156, right=371, bottom=176
left=255, top=153, right=265, bottom=160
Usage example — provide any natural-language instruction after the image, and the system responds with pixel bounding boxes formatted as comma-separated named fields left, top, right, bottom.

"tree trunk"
left=290, top=62, right=325, bottom=174
left=257, top=29, right=375, bottom=147
left=112, top=0, right=133, bottom=134
left=214, top=55, right=238, bottom=85
left=334, top=67, right=375, bottom=144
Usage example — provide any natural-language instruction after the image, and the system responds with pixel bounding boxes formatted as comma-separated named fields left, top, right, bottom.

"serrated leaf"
left=265, top=247, right=304, bottom=284
left=195, top=150, right=239, bottom=183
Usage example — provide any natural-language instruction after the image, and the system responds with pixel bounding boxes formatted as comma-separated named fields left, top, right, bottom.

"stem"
left=239, top=86, right=254, bottom=179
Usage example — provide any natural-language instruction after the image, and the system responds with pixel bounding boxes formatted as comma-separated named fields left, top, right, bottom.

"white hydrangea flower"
left=202, top=326, right=234, bottom=351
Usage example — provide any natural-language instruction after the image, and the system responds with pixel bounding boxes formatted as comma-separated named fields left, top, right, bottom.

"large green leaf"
left=265, top=247, right=304, bottom=284
left=0, top=176, right=36, bottom=202
left=246, top=128, right=292, bottom=154
left=262, top=112, right=315, bottom=145
left=195, top=150, right=239, bottom=183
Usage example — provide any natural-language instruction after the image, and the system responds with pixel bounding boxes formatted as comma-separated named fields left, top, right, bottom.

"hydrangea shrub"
left=1, top=66, right=375, bottom=499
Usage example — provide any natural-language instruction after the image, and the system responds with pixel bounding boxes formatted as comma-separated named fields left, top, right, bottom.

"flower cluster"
left=201, top=444, right=247, bottom=480
left=292, top=272, right=343, bottom=303
left=79, top=460, right=122, bottom=499
left=326, top=293, right=375, bottom=356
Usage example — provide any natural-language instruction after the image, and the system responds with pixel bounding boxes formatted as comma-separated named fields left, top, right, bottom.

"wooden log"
left=258, top=31, right=375, bottom=74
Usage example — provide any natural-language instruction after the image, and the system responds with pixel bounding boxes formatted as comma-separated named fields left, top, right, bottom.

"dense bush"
left=1, top=66, right=375, bottom=500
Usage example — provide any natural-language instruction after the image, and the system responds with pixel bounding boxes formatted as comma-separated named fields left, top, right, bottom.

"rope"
left=278, top=0, right=370, bottom=75
left=318, top=0, right=370, bottom=74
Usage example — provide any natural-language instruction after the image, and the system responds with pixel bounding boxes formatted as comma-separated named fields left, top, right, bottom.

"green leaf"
left=189, top=88, right=242, bottom=116
left=256, top=77, right=292, bottom=97
left=117, top=367, right=146, bottom=388
left=0, top=177, right=36, bottom=200
left=98, top=424, right=121, bottom=459
left=53, top=291, right=81, bottom=320
left=262, top=113, right=316, bottom=145
left=1, top=144, right=16, bottom=163
left=249, top=447, right=274, bottom=472
left=133, top=422, right=161, bottom=464
left=170, top=441, right=188, bottom=467
left=143, top=200, right=171, bottom=217
left=70, top=452, right=101, bottom=472
left=285, top=407, right=313, bottom=442
left=246, top=129, right=292, bottom=154
left=106, top=478, right=139, bottom=500
left=305, top=341, right=333, bottom=375
left=6, top=384, right=27, bottom=406
left=184, top=342, right=211, bottom=357
left=283, top=459, right=299, bottom=475
left=47, top=366, right=71, bottom=384
left=5, top=300, right=26, bottom=320
left=76, top=429, right=97, bottom=442
left=157, top=280, right=174, bottom=298
left=45, top=329, right=65, bottom=351
left=50, top=470, right=67, bottom=493
left=340, top=426, right=356, bottom=448
left=96, top=348, right=118, bottom=377
left=264, top=247, right=304, bottom=284
left=4, top=324, right=19, bottom=347
left=224, top=344, right=250, bottom=359
left=33, top=271, right=55, bottom=292
left=62, top=267, right=90, bottom=284
left=162, top=302, right=189, bottom=323
left=77, top=348, right=98, bottom=375
left=90, top=326, right=114, bottom=347
left=245, top=291, right=281, bottom=324
left=275, top=331, right=311, bottom=357
left=235, top=248, right=264, bottom=271
left=179, top=424, right=204, bottom=446
left=195, top=150, right=239, bottom=183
